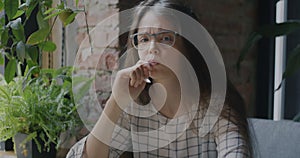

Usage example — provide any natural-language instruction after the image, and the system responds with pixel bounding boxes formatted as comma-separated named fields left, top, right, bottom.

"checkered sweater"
left=67, top=110, right=250, bottom=158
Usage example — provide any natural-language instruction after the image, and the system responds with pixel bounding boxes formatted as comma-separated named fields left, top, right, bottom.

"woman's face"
left=136, top=11, right=186, bottom=81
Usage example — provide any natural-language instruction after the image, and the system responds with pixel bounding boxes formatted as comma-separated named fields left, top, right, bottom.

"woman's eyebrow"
left=137, top=29, right=173, bottom=34
left=137, top=27, right=172, bottom=33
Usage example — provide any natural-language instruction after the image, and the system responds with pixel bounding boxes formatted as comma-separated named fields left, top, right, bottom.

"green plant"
left=0, top=65, right=83, bottom=152
left=237, top=20, right=300, bottom=83
left=237, top=20, right=300, bottom=121
left=0, top=0, right=81, bottom=83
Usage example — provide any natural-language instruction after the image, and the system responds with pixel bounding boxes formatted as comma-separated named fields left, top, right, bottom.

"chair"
left=249, top=118, right=300, bottom=158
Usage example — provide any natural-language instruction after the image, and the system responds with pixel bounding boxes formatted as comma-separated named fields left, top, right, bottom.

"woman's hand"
left=112, top=60, right=152, bottom=108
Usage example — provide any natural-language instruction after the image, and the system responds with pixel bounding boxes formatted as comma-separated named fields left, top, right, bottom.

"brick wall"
left=189, top=0, right=258, bottom=115
left=70, top=0, right=120, bottom=127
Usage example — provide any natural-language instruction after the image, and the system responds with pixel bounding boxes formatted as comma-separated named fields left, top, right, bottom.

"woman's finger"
left=134, top=67, right=143, bottom=87
left=129, top=71, right=137, bottom=86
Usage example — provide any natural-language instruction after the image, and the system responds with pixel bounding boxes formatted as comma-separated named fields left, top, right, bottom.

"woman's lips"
left=148, top=60, right=159, bottom=65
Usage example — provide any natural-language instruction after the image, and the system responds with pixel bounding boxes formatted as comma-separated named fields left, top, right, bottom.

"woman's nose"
left=148, top=41, right=159, bottom=54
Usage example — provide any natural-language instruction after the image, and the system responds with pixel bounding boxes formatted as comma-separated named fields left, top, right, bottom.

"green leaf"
left=23, top=65, right=39, bottom=81
left=44, top=9, right=65, bottom=20
left=237, top=20, right=300, bottom=74
left=236, top=32, right=262, bottom=71
left=43, top=7, right=56, bottom=15
left=25, top=46, right=39, bottom=62
left=36, top=10, right=49, bottom=29
left=0, top=1, right=4, bottom=12
left=75, top=0, right=79, bottom=7
left=12, top=10, right=25, bottom=19
left=258, top=21, right=300, bottom=37
left=57, top=2, right=65, bottom=9
left=0, top=50, right=4, bottom=65
left=73, top=76, right=94, bottom=102
left=43, top=0, right=52, bottom=8
left=62, top=12, right=77, bottom=26
left=39, top=41, right=56, bottom=52
left=26, top=60, right=39, bottom=74
left=9, top=18, right=25, bottom=42
left=0, top=13, right=5, bottom=26
left=4, top=59, right=17, bottom=83
left=16, top=41, right=26, bottom=63
left=26, top=28, right=49, bottom=45
left=1, top=29, right=9, bottom=45
left=4, top=0, right=19, bottom=20
left=58, top=9, right=74, bottom=25
left=283, top=44, right=300, bottom=79
left=293, top=112, right=300, bottom=122
left=25, top=1, right=37, bottom=18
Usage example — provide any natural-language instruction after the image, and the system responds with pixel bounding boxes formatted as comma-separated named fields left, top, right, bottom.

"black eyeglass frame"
left=129, top=30, right=179, bottom=50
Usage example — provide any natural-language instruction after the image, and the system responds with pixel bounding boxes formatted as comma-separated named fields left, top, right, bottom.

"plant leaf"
left=72, top=76, right=94, bottom=102
left=9, top=18, right=25, bottom=42
left=258, top=21, right=300, bottom=37
left=236, top=32, right=262, bottom=71
left=26, top=59, right=39, bottom=75
left=4, top=0, right=19, bottom=20
left=1, top=29, right=9, bottom=45
left=237, top=20, right=300, bottom=74
left=44, top=9, right=65, bottom=20
left=57, top=2, right=65, bottom=9
left=39, top=41, right=56, bottom=52
left=25, top=46, right=39, bottom=62
left=4, top=59, right=17, bottom=83
left=12, top=10, right=25, bottom=19
left=26, top=28, right=49, bottom=45
left=293, top=112, right=300, bottom=122
left=0, top=50, right=4, bottom=65
left=283, top=44, right=300, bottom=79
left=0, top=1, right=4, bottom=12
left=43, top=7, right=56, bottom=15
left=63, top=12, right=77, bottom=26
left=43, top=0, right=52, bottom=7
left=16, top=41, right=26, bottom=63
left=36, top=10, right=49, bottom=29
left=274, top=44, right=300, bottom=91
left=25, top=0, right=37, bottom=18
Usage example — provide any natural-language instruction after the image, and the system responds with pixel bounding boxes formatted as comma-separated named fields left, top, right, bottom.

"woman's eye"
left=138, top=35, right=149, bottom=43
left=140, top=38, right=149, bottom=43
left=161, top=35, right=173, bottom=42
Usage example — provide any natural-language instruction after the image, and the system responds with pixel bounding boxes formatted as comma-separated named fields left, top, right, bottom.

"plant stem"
left=39, top=15, right=58, bottom=67
left=83, top=5, right=93, bottom=54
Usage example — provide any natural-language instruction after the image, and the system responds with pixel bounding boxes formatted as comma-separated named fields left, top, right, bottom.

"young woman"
left=67, top=0, right=252, bottom=157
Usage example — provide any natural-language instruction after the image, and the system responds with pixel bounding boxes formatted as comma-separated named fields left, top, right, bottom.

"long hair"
left=122, top=0, right=253, bottom=156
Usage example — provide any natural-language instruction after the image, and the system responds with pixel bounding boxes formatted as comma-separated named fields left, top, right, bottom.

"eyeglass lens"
left=132, top=31, right=176, bottom=50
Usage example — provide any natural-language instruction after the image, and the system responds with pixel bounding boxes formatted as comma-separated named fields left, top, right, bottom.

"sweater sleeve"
left=213, top=117, right=250, bottom=158
left=66, top=111, right=132, bottom=158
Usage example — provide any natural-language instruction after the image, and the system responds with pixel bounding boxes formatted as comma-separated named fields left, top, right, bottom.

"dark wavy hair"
left=122, top=0, right=253, bottom=156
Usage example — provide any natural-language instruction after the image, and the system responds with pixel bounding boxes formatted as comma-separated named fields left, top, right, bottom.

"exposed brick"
left=189, top=0, right=258, bottom=111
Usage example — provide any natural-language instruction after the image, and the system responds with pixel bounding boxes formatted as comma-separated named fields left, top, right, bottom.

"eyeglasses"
left=130, top=30, right=178, bottom=50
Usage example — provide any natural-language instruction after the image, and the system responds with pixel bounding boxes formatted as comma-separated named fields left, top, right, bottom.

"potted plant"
left=0, top=65, right=83, bottom=157
left=0, top=0, right=92, bottom=157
